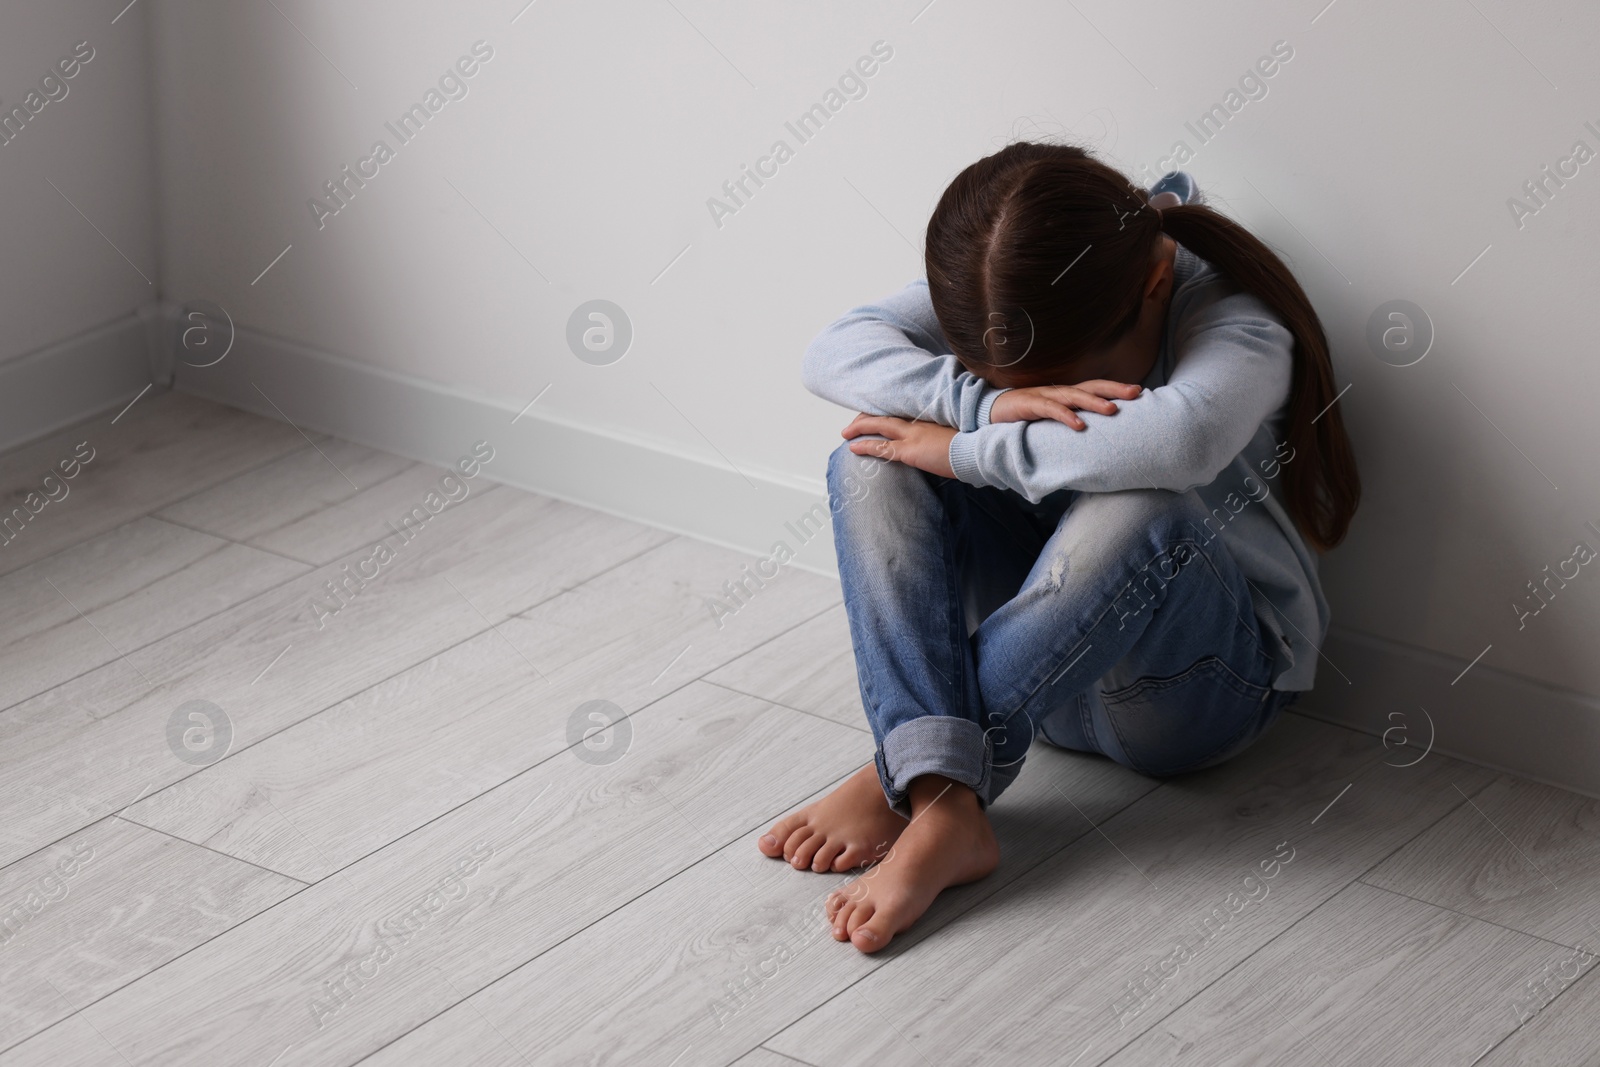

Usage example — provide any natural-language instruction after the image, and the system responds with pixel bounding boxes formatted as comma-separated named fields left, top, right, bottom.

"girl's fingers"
left=1030, top=390, right=1111, bottom=421
left=842, top=415, right=906, bottom=439
left=1075, top=379, right=1143, bottom=399
left=850, top=437, right=909, bottom=466
left=1038, top=401, right=1086, bottom=430
left=848, top=438, right=893, bottom=458
left=1059, top=389, right=1118, bottom=414
left=841, top=413, right=874, bottom=438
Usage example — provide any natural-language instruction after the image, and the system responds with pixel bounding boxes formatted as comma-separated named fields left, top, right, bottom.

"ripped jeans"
left=828, top=445, right=1293, bottom=816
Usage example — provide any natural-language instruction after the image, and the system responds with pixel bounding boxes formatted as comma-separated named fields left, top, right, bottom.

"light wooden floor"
left=2, top=392, right=1597, bottom=1067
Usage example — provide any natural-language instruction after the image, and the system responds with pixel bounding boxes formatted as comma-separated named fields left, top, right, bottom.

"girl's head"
left=924, top=142, right=1359, bottom=550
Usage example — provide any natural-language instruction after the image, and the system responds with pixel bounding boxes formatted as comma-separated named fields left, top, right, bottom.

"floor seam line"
left=698, top=679, right=872, bottom=734
left=697, top=598, right=841, bottom=671
left=1356, top=879, right=1594, bottom=951
left=110, top=812, right=312, bottom=887
left=1349, top=773, right=1500, bottom=884
left=228, top=460, right=435, bottom=553
left=138, top=432, right=325, bottom=515
left=147, top=514, right=321, bottom=568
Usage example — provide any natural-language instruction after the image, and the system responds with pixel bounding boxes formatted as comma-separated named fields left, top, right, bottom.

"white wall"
left=143, top=1, right=1600, bottom=778
left=0, top=0, right=161, bottom=445
left=0, top=0, right=159, bottom=360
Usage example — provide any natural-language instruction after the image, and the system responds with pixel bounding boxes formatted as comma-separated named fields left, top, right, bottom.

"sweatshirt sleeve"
left=946, top=285, right=1294, bottom=502
left=801, top=279, right=1006, bottom=432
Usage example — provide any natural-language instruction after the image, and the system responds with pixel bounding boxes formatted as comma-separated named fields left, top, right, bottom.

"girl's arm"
left=801, top=280, right=1004, bottom=432
left=947, top=286, right=1294, bottom=502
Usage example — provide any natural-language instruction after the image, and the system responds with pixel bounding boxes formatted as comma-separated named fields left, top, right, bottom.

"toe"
left=792, top=831, right=825, bottom=871
left=760, top=812, right=803, bottom=857
left=782, top=826, right=814, bottom=863
left=832, top=900, right=855, bottom=941
left=850, top=905, right=895, bottom=954
left=845, top=900, right=875, bottom=938
left=810, top=839, right=845, bottom=873
left=851, top=920, right=892, bottom=954
left=828, top=879, right=867, bottom=920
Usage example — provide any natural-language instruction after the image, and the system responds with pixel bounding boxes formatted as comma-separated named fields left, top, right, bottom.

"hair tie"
left=1148, top=189, right=1181, bottom=226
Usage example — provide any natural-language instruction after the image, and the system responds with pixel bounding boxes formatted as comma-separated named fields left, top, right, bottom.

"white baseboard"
left=0, top=312, right=160, bottom=453
left=1293, top=626, right=1600, bottom=799
left=170, top=318, right=842, bottom=578
left=166, top=314, right=1600, bottom=799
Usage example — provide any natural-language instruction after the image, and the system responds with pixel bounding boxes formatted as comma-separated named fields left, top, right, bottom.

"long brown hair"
left=924, top=142, right=1359, bottom=550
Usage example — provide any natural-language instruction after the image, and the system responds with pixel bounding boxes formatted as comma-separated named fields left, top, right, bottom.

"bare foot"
left=758, top=763, right=908, bottom=872
left=825, top=775, right=999, bottom=953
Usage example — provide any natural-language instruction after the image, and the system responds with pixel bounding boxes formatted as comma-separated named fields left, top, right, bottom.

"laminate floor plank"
left=365, top=484, right=673, bottom=623
left=497, top=535, right=842, bottom=708
left=0, top=487, right=671, bottom=869
left=1102, top=882, right=1564, bottom=1067
left=245, top=462, right=492, bottom=566
left=705, top=605, right=864, bottom=730
left=1478, top=959, right=1600, bottom=1066
left=358, top=1007, right=527, bottom=1067
left=120, top=535, right=841, bottom=881
left=0, top=682, right=865, bottom=1067
left=0, top=393, right=306, bottom=576
left=0, top=517, right=306, bottom=712
left=155, top=440, right=415, bottom=545
left=0, top=1010, right=125, bottom=1066
left=1363, top=775, right=1600, bottom=949
left=736, top=1050, right=817, bottom=1067
left=348, top=741, right=1157, bottom=1067
left=764, top=718, right=1500, bottom=1067
left=0, top=817, right=301, bottom=1052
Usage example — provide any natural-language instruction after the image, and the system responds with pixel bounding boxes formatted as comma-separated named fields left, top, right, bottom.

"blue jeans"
left=828, top=445, right=1293, bottom=816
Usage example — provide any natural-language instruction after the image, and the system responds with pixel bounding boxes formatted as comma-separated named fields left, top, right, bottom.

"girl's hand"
left=988, top=381, right=1143, bottom=430
left=842, top=414, right=958, bottom=478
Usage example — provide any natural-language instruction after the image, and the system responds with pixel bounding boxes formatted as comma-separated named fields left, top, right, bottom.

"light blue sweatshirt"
left=801, top=244, right=1328, bottom=691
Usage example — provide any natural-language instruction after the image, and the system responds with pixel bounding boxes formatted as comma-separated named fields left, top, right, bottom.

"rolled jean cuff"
left=875, top=715, right=992, bottom=818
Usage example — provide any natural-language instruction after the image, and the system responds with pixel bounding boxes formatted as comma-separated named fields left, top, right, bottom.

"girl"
left=757, top=142, right=1359, bottom=953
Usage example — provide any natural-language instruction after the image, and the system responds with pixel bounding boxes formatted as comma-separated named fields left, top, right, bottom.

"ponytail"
left=1157, top=201, right=1359, bottom=549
